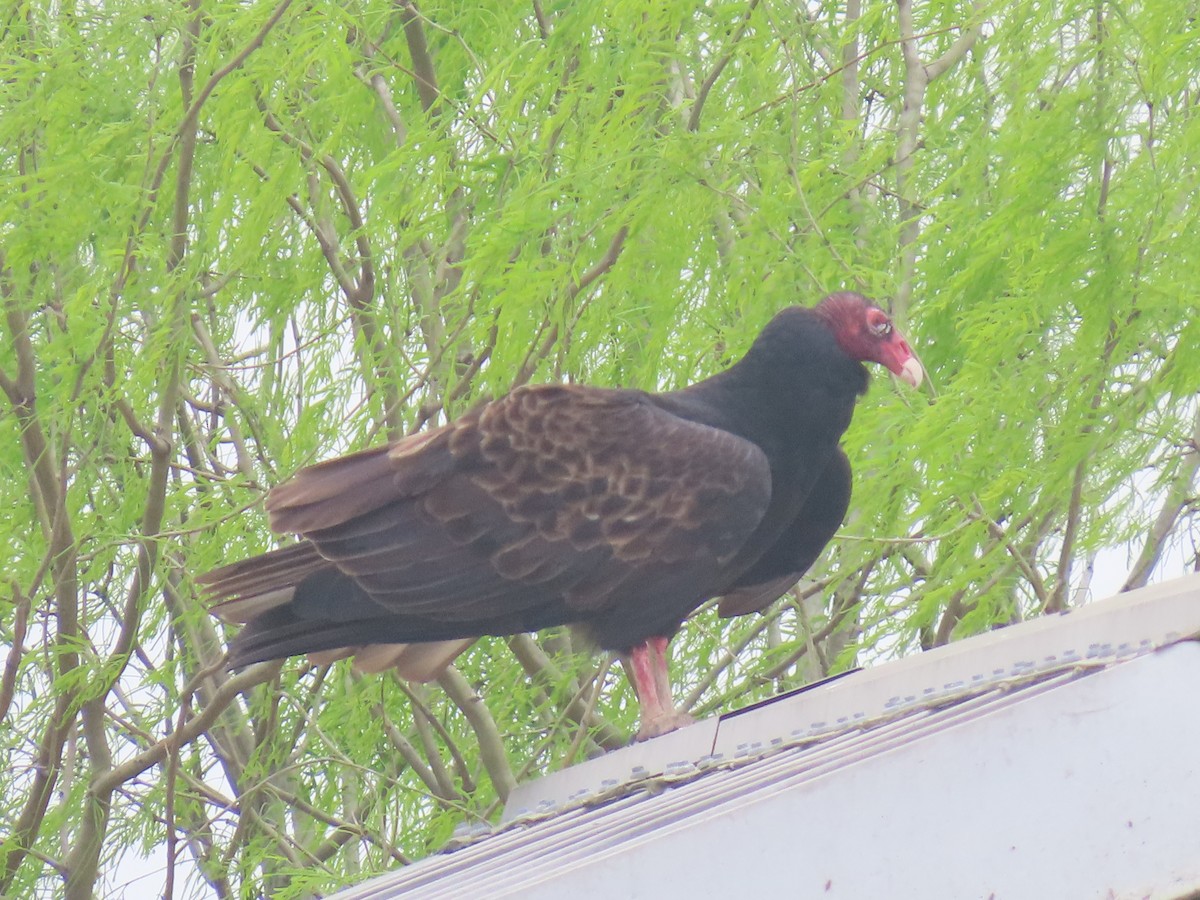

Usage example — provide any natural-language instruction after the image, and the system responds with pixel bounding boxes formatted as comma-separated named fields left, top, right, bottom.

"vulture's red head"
left=815, top=291, right=924, bottom=387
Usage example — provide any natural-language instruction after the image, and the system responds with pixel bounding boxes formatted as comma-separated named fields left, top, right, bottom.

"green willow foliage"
left=1, top=0, right=1197, bottom=896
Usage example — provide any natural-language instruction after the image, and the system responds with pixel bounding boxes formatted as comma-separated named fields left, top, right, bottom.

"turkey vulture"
left=200, top=291, right=922, bottom=740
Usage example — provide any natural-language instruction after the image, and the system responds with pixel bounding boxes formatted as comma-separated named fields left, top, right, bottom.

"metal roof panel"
left=332, top=574, right=1200, bottom=899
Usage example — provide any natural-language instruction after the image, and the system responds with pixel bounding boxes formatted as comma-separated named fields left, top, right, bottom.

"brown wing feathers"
left=266, top=427, right=450, bottom=534
left=203, top=542, right=329, bottom=623
left=201, top=383, right=774, bottom=667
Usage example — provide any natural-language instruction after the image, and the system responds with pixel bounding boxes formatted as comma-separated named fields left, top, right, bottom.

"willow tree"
left=2, top=1, right=1196, bottom=897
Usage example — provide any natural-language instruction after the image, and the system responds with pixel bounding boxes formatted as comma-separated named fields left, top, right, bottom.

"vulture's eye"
left=869, top=317, right=892, bottom=338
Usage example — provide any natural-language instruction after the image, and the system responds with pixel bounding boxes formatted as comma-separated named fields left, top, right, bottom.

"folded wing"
left=202, top=384, right=773, bottom=667
left=718, top=448, right=851, bottom=617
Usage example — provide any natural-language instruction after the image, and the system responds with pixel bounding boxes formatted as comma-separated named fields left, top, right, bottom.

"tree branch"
left=507, top=634, right=625, bottom=751
left=924, top=3, right=986, bottom=82
left=436, top=666, right=516, bottom=801
left=893, top=0, right=984, bottom=321
left=398, top=0, right=442, bottom=116
left=1124, top=405, right=1200, bottom=590
left=90, top=662, right=279, bottom=796
left=688, top=0, right=761, bottom=132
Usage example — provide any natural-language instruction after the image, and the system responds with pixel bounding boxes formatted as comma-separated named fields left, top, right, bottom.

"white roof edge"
left=504, top=573, right=1200, bottom=820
